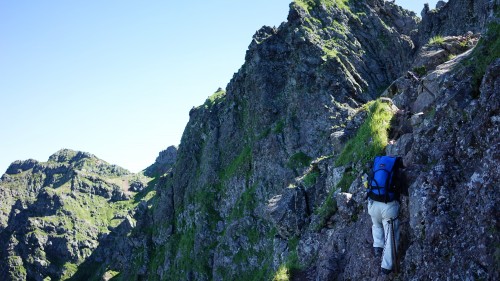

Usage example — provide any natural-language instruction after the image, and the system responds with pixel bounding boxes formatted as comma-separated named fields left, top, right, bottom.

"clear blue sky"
left=0, top=0, right=439, bottom=174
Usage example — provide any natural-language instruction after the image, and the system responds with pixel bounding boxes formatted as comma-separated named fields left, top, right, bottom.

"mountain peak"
left=47, top=148, right=95, bottom=164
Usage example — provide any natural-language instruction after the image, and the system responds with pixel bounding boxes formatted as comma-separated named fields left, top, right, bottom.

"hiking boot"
left=381, top=268, right=392, bottom=275
left=374, top=247, right=383, bottom=258
left=376, top=273, right=390, bottom=281
left=376, top=275, right=390, bottom=281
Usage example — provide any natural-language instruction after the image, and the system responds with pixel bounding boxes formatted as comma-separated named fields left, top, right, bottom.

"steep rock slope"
left=98, top=0, right=497, bottom=280
left=111, top=0, right=420, bottom=280
left=0, top=149, right=154, bottom=280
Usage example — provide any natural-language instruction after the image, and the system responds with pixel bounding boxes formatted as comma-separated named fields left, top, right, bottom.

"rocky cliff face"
left=131, top=0, right=419, bottom=279
left=1, top=0, right=498, bottom=280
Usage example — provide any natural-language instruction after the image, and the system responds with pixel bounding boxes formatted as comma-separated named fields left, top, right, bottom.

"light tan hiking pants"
left=368, top=199, right=400, bottom=271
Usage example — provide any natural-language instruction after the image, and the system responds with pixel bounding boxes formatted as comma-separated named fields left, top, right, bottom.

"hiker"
left=366, top=156, right=405, bottom=276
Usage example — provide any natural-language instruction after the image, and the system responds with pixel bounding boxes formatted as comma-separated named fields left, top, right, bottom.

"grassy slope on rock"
left=335, top=99, right=395, bottom=167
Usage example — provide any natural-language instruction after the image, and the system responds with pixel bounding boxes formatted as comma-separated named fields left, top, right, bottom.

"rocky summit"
left=1, top=0, right=499, bottom=280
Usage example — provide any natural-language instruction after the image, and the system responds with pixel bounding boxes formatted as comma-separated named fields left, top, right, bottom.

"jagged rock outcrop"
left=144, top=145, right=178, bottom=177
left=411, top=33, right=480, bottom=78
left=418, top=0, right=496, bottom=46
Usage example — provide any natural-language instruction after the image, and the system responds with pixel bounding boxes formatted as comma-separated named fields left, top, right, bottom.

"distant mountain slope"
left=0, top=149, right=155, bottom=280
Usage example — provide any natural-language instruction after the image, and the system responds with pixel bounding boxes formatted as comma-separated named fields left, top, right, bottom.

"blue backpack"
left=367, top=156, right=401, bottom=203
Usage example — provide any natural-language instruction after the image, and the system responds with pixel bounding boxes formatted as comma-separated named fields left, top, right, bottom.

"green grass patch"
left=146, top=243, right=167, bottom=280
left=428, top=35, right=445, bottom=46
left=320, top=36, right=343, bottom=61
left=331, top=20, right=348, bottom=34
left=294, top=0, right=316, bottom=12
left=323, top=46, right=339, bottom=60
left=302, top=169, right=319, bottom=188
left=327, top=0, right=350, bottom=10
left=133, top=176, right=157, bottom=204
left=313, top=191, right=338, bottom=231
left=247, top=225, right=261, bottom=244
left=177, top=227, right=195, bottom=258
left=335, top=99, right=395, bottom=167
left=294, top=0, right=351, bottom=13
left=286, top=237, right=301, bottom=269
left=104, top=270, right=120, bottom=280
left=220, top=146, right=252, bottom=180
left=287, top=152, right=312, bottom=170
left=204, top=88, right=226, bottom=108
left=336, top=169, right=356, bottom=193
left=67, top=258, right=108, bottom=281
left=8, top=256, right=27, bottom=280
left=194, top=187, right=222, bottom=231
left=272, top=236, right=302, bottom=280
left=273, top=120, right=285, bottom=134
left=446, top=53, right=457, bottom=61
left=273, top=264, right=290, bottom=281
left=459, top=40, right=469, bottom=51
left=229, top=184, right=257, bottom=220
left=61, top=262, right=78, bottom=280
left=161, top=226, right=200, bottom=280
left=412, top=66, right=427, bottom=77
